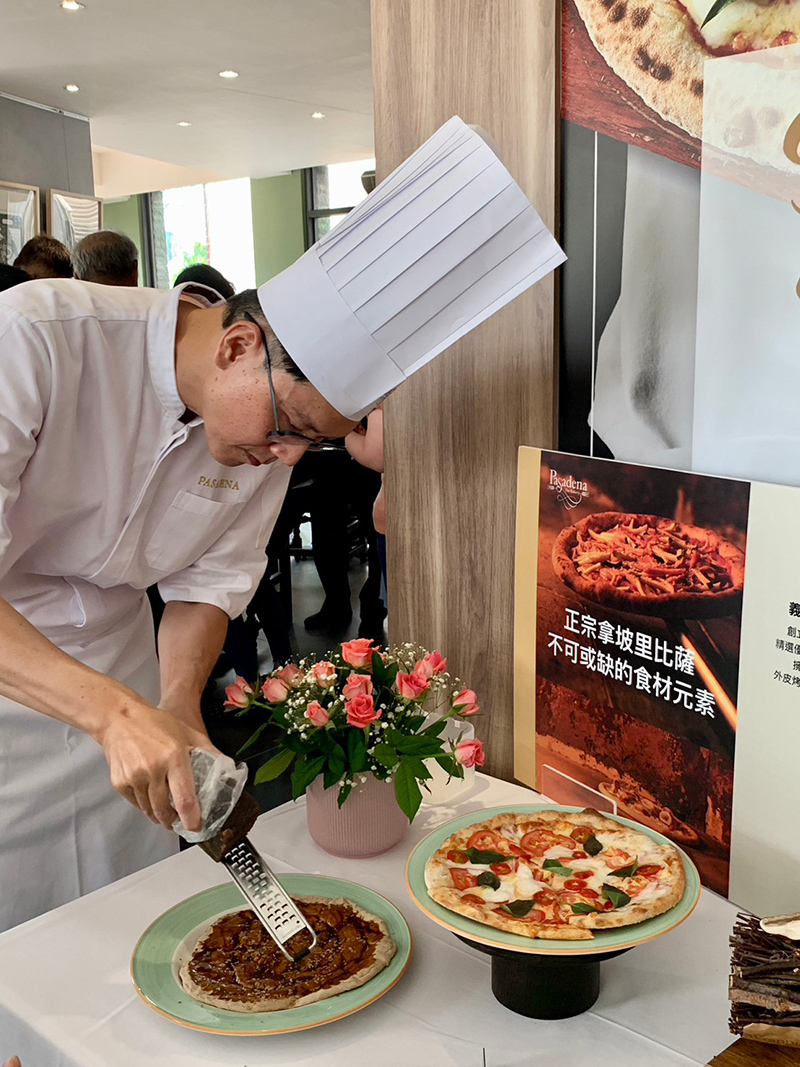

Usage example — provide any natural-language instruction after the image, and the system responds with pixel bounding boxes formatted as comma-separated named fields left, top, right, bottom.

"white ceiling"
left=2, top=0, right=375, bottom=187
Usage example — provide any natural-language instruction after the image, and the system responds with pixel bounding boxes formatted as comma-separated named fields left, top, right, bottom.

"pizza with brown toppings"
left=179, top=897, right=395, bottom=1013
left=572, top=0, right=800, bottom=139
left=597, top=775, right=701, bottom=845
left=425, top=810, right=685, bottom=941
left=552, top=511, right=744, bottom=618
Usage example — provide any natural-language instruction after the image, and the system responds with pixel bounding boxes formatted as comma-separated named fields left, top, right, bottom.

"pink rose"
left=414, top=651, right=448, bottom=679
left=455, top=738, right=485, bottom=769
left=452, top=688, right=480, bottom=716
left=304, top=700, right=330, bottom=727
left=341, top=638, right=375, bottom=668
left=342, top=673, right=373, bottom=700
left=275, top=663, right=303, bottom=688
left=346, top=693, right=380, bottom=728
left=311, top=660, right=337, bottom=688
left=223, top=676, right=254, bottom=710
left=261, top=677, right=289, bottom=704
left=396, top=671, right=431, bottom=700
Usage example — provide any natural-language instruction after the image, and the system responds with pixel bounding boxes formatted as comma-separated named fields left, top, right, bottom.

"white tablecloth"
left=0, top=775, right=737, bottom=1067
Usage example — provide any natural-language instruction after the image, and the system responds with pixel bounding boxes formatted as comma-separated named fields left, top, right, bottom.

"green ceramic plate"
left=405, top=803, right=701, bottom=956
left=131, top=874, right=412, bottom=1035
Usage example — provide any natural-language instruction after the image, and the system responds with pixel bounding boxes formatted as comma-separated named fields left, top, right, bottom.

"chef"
left=0, top=117, right=564, bottom=932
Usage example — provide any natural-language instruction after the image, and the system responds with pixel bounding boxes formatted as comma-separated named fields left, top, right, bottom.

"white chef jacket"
left=0, top=279, right=291, bottom=930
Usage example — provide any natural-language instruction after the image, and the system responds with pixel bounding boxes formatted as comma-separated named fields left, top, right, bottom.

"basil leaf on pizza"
left=424, top=810, right=685, bottom=940
left=542, top=859, right=574, bottom=878
left=463, top=848, right=507, bottom=865
left=502, top=900, right=536, bottom=918
left=610, top=859, right=640, bottom=879
left=702, top=0, right=741, bottom=26
left=584, top=833, right=603, bottom=856
left=602, top=884, right=632, bottom=909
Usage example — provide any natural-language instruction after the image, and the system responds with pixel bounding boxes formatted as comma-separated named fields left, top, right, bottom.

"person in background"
left=0, top=265, right=31, bottom=293
left=13, top=236, right=72, bottom=280
left=73, top=231, right=139, bottom=287
left=174, top=264, right=235, bottom=300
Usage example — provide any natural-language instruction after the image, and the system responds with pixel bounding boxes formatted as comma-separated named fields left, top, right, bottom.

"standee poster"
left=515, top=448, right=800, bottom=915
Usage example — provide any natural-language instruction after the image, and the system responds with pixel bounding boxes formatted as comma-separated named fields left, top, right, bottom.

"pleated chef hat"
left=257, top=116, right=565, bottom=420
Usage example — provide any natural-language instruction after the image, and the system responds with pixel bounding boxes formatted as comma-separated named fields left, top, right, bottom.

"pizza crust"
left=552, top=511, right=744, bottom=619
left=179, top=897, right=396, bottom=1013
left=425, top=809, right=685, bottom=941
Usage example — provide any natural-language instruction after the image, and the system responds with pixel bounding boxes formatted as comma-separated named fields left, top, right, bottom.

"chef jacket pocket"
left=145, top=491, right=244, bottom=573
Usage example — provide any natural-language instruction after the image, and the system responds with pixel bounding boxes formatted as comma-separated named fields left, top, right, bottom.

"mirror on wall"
left=46, top=189, right=102, bottom=251
left=0, top=181, right=40, bottom=265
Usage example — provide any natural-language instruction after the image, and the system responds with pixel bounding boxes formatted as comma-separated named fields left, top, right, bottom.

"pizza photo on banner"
left=532, top=450, right=749, bottom=897
left=559, top=0, right=800, bottom=473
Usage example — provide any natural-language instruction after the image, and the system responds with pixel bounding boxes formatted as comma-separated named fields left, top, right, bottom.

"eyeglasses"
left=243, top=313, right=345, bottom=453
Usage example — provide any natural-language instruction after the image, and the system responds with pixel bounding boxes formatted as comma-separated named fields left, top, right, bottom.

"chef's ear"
left=216, top=321, right=261, bottom=369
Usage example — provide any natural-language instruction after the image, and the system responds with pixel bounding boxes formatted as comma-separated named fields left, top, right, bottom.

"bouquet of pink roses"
left=226, top=638, right=485, bottom=822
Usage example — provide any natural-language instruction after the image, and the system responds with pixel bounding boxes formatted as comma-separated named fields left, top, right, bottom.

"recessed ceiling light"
left=177, top=121, right=192, bottom=127
left=311, top=111, right=326, bottom=120
left=60, top=1, right=85, bottom=10
left=64, top=83, right=80, bottom=92
left=219, top=70, right=239, bottom=79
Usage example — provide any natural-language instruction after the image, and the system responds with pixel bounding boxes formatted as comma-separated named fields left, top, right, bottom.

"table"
left=0, top=774, right=739, bottom=1067
left=709, top=1039, right=800, bottom=1066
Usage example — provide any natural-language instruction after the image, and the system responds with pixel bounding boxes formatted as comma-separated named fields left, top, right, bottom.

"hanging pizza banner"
left=515, top=447, right=800, bottom=916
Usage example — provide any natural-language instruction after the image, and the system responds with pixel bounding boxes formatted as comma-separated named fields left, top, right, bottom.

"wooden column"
left=372, top=0, right=559, bottom=779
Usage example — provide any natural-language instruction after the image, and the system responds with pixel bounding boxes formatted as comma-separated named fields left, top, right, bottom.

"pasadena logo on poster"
left=548, top=468, right=589, bottom=510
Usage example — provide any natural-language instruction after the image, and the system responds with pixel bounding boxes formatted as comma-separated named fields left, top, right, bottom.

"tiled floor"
left=204, top=553, right=386, bottom=812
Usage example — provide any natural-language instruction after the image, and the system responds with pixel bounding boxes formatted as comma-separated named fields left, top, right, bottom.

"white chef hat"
left=257, top=116, right=565, bottom=420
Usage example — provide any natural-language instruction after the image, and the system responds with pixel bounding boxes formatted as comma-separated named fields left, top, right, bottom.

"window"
left=147, top=178, right=256, bottom=290
left=305, top=158, right=375, bottom=246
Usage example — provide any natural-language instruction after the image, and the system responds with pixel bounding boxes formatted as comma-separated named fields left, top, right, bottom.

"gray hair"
left=73, top=230, right=138, bottom=284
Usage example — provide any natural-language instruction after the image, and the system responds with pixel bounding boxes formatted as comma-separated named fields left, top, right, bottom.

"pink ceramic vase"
left=305, top=773, right=409, bottom=858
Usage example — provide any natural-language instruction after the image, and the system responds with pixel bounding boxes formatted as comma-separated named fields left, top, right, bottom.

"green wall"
left=250, top=171, right=306, bottom=286
left=103, top=197, right=145, bottom=285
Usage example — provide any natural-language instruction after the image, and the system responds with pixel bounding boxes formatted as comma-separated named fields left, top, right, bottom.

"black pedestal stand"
left=456, top=936, right=631, bottom=1019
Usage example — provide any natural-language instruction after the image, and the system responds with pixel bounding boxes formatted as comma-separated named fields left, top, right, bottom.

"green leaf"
left=347, top=729, right=369, bottom=772
left=570, top=902, right=602, bottom=915
left=402, top=755, right=432, bottom=781
left=323, top=745, right=346, bottom=789
left=282, top=733, right=314, bottom=755
left=463, top=848, right=506, bottom=865
left=406, top=715, right=427, bottom=731
left=602, top=884, right=631, bottom=909
left=385, top=728, right=403, bottom=747
left=542, top=859, right=573, bottom=878
left=584, top=834, right=603, bottom=857
left=372, top=743, right=399, bottom=769
left=315, top=729, right=335, bottom=755
left=337, top=780, right=353, bottom=808
left=477, top=871, right=500, bottom=890
left=290, top=754, right=327, bottom=799
left=395, top=735, right=442, bottom=757
left=236, top=722, right=270, bottom=757
left=394, top=760, right=423, bottom=822
left=609, top=859, right=639, bottom=879
left=502, top=899, right=536, bottom=918
left=701, top=0, right=740, bottom=27
left=253, top=748, right=295, bottom=784
left=434, top=753, right=463, bottom=778
left=371, top=651, right=398, bottom=690
left=424, top=718, right=449, bottom=737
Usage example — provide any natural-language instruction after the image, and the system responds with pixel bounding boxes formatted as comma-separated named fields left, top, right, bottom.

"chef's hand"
left=3, top=1056, right=21, bottom=1067
left=98, top=702, right=217, bottom=833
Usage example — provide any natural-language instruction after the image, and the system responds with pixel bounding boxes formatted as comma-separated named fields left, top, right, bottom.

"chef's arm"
left=0, top=594, right=211, bottom=832
left=157, top=600, right=228, bottom=733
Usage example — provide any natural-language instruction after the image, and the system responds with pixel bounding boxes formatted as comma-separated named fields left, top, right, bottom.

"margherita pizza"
left=572, top=0, right=800, bottom=139
left=179, top=897, right=395, bottom=1012
left=552, top=512, right=744, bottom=618
left=425, top=810, right=685, bottom=941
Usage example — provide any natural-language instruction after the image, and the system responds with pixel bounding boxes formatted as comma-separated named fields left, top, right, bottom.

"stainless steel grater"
left=222, top=838, right=318, bottom=962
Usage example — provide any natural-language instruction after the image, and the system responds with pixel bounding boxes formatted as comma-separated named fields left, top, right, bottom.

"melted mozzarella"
left=680, top=0, right=800, bottom=51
